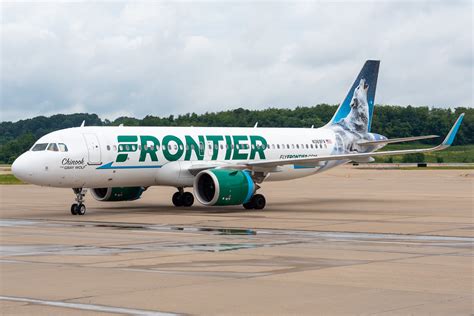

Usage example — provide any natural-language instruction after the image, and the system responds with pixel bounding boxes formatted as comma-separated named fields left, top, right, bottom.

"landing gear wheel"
left=243, top=200, right=255, bottom=210
left=172, top=192, right=184, bottom=207
left=253, top=194, right=266, bottom=210
left=71, top=203, right=78, bottom=215
left=71, top=188, right=87, bottom=215
left=77, top=204, right=86, bottom=215
left=242, top=194, right=266, bottom=210
left=181, top=192, right=194, bottom=207
left=71, top=203, right=86, bottom=215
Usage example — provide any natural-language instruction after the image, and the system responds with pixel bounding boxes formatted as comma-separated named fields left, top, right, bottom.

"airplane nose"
left=11, top=154, right=31, bottom=182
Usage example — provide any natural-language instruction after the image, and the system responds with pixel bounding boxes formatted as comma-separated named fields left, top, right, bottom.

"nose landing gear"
left=71, top=188, right=87, bottom=215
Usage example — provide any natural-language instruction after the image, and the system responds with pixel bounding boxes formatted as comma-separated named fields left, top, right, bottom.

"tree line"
left=0, top=105, right=472, bottom=164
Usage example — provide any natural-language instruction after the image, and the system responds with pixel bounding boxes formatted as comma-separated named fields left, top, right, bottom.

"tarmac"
left=0, top=166, right=473, bottom=315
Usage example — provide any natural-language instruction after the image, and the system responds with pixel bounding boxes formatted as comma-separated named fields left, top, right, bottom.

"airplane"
left=11, top=60, right=464, bottom=215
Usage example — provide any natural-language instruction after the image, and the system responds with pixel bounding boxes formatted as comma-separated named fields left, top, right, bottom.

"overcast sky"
left=1, top=1, right=472, bottom=122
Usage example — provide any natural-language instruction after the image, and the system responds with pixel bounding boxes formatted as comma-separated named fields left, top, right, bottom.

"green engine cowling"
left=194, top=169, right=255, bottom=206
left=91, top=187, right=145, bottom=202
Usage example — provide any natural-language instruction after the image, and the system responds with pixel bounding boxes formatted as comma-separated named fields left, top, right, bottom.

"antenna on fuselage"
left=80, top=120, right=85, bottom=127
left=254, top=122, right=258, bottom=128
left=311, top=125, right=314, bottom=129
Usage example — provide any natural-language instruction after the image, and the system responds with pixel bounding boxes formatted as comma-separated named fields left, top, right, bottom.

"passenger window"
left=47, top=143, right=59, bottom=151
left=58, top=143, right=68, bottom=152
left=107, top=145, right=111, bottom=151
left=31, top=143, right=48, bottom=151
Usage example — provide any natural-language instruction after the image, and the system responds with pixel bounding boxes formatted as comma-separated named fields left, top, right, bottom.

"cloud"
left=0, top=1, right=472, bottom=122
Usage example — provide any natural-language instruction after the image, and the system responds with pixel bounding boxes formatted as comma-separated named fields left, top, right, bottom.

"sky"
left=1, top=1, right=472, bottom=122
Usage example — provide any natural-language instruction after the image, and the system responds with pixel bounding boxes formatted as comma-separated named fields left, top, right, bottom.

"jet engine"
left=90, top=187, right=145, bottom=202
left=194, top=169, right=255, bottom=206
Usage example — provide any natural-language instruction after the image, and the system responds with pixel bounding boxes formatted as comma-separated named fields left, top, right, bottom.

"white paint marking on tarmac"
left=0, top=296, right=178, bottom=316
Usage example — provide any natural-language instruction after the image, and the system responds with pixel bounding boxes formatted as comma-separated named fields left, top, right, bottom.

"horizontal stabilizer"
left=358, top=135, right=439, bottom=146
left=351, top=156, right=375, bottom=163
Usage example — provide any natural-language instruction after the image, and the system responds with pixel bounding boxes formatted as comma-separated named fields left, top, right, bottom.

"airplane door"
left=83, top=133, right=102, bottom=165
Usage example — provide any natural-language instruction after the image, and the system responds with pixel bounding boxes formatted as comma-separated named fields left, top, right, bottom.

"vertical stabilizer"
left=328, top=60, right=380, bottom=132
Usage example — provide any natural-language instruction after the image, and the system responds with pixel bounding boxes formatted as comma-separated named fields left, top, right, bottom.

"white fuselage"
left=12, top=126, right=344, bottom=189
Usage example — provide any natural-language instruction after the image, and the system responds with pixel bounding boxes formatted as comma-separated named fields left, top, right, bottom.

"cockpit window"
left=58, top=143, right=68, bottom=152
left=31, top=143, right=48, bottom=151
left=47, top=143, right=59, bottom=151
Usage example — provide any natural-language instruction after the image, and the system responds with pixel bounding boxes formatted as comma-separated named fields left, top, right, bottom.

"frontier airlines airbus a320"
left=12, top=61, right=464, bottom=215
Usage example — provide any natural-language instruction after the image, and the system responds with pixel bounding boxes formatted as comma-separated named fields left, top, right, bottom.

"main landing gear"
left=243, top=194, right=266, bottom=210
left=71, top=188, right=87, bottom=215
left=172, top=188, right=194, bottom=207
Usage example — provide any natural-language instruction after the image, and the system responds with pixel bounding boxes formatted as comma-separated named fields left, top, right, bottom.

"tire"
left=77, top=204, right=86, bottom=215
left=243, top=200, right=255, bottom=209
left=172, top=192, right=184, bottom=207
left=253, top=194, right=266, bottom=210
left=71, top=203, right=78, bottom=215
left=182, top=192, right=194, bottom=207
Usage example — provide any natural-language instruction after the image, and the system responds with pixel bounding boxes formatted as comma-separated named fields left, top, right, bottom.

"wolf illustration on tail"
left=338, top=78, right=370, bottom=134
left=326, top=60, right=380, bottom=154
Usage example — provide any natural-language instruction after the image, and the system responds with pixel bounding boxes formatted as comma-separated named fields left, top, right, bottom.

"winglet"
left=442, top=113, right=464, bottom=146
left=80, top=120, right=85, bottom=127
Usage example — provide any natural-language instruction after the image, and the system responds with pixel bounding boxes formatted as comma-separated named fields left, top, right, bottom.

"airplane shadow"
left=10, top=197, right=392, bottom=219
left=89, top=196, right=388, bottom=216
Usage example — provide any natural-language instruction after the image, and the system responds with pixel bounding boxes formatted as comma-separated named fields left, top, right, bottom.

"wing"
left=247, top=113, right=464, bottom=169
left=358, top=135, right=439, bottom=146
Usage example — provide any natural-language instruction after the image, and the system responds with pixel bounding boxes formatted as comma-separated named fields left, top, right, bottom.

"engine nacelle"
left=90, top=187, right=145, bottom=202
left=194, top=169, right=255, bottom=206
